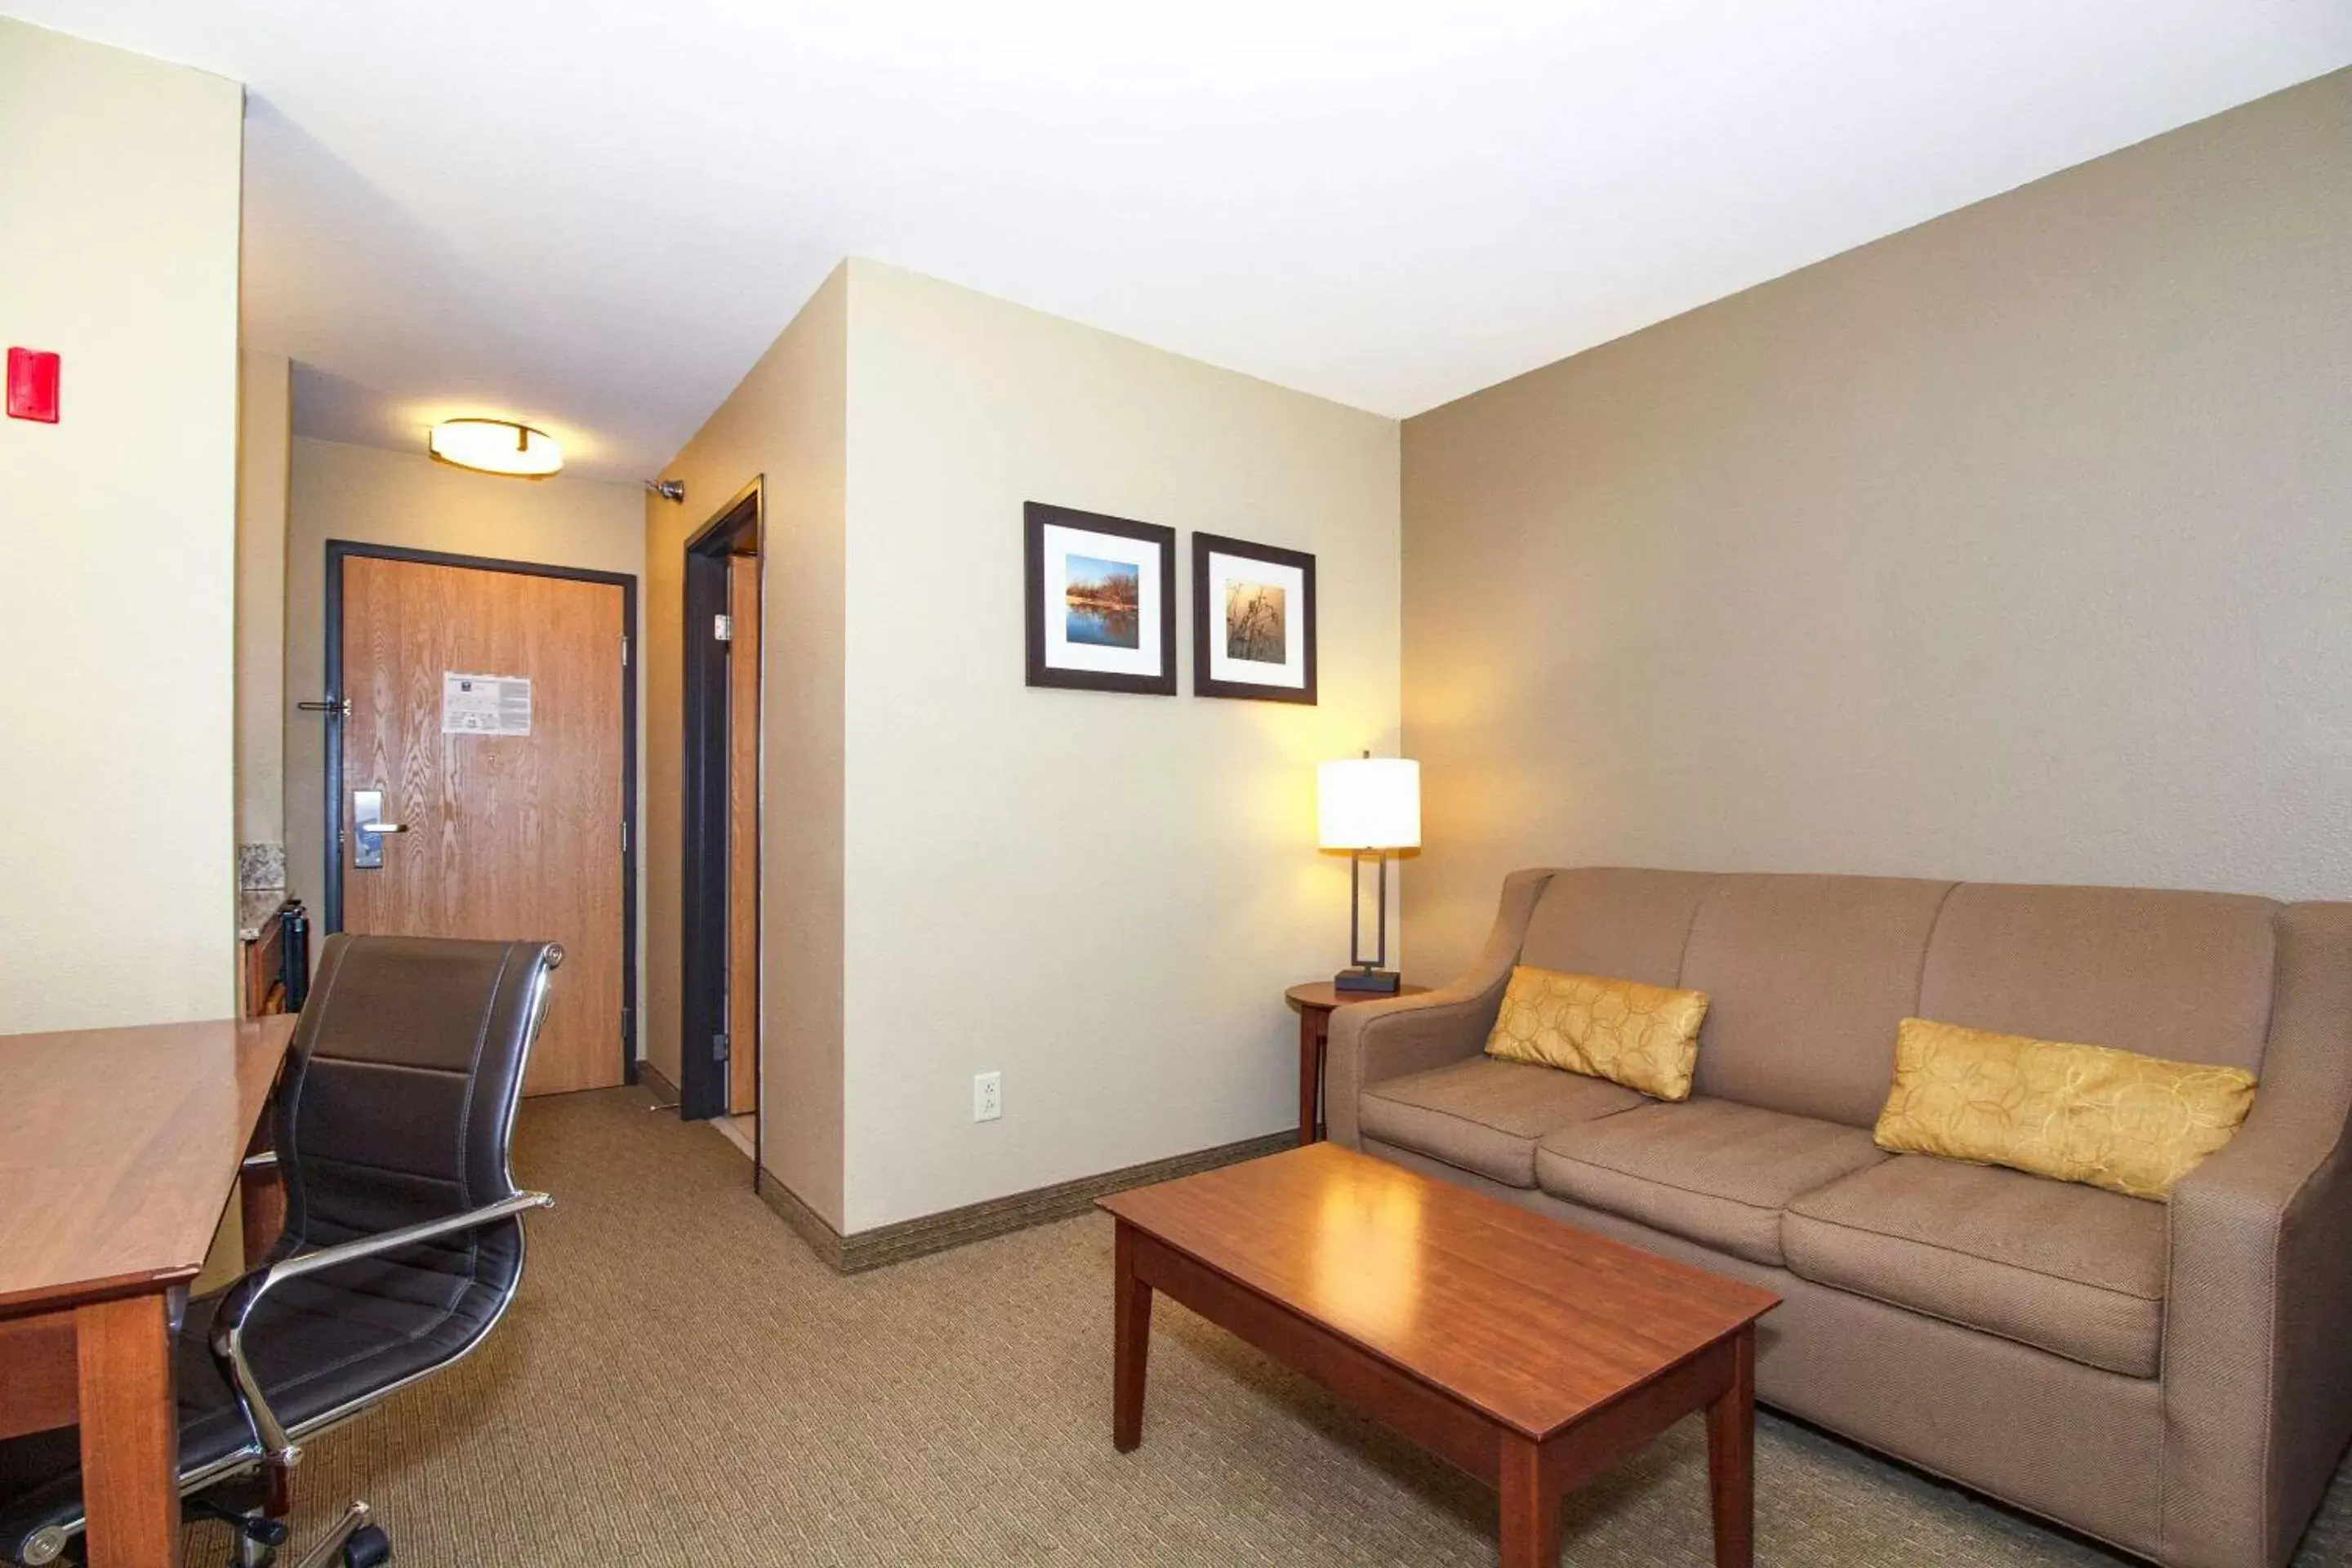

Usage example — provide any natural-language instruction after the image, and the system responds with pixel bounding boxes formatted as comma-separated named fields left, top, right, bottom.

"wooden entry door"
left=339, top=553, right=629, bottom=1096
left=727, top=552, right=761, bottom=1116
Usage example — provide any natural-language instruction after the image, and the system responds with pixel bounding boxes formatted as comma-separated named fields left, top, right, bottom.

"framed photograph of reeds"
left=1023, top=502, right=1178, bottom=695
left=1192, top=532, right=1316, bottom=704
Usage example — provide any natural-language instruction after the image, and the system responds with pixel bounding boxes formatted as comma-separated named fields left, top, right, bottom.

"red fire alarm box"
left=7, top=348, right=60, bottom=423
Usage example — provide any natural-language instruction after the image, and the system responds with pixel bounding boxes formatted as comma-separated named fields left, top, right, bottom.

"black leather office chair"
left=0, top=935, right=562, bottom=1568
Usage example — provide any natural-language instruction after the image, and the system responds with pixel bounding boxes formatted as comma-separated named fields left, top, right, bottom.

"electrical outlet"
left=973, top=1071, right=1003, bottom=1122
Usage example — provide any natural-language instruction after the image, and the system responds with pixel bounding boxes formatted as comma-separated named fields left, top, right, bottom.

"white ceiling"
left=11, top=2, right=2351, bottom=483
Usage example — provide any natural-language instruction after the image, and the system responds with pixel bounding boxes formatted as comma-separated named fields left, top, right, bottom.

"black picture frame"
left=1192, top=531, right=1318, bottom=705
left=1024, top=501, right=1178, bottom=695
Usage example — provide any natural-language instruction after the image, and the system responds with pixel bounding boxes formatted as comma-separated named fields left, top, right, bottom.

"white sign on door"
left=441, top=672, right=532, bottom=737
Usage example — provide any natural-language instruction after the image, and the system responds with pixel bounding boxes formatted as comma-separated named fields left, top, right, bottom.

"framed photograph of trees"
left=1192, top=532, right=1316, bottom=704
left=1024, top=502, right=1178, bottom=695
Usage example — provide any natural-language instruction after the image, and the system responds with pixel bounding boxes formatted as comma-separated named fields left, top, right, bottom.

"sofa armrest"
left=1325, top=868, right=1552, bottom=1148
left=2161, top=901, right=2352, bottom=1568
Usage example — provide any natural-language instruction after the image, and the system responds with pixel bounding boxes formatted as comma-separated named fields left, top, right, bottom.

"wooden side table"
left=1285, top=981, right=1433, bottom=1146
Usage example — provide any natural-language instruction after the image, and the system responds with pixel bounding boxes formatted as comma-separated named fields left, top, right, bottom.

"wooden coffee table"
left=1098, top=1143, right=1779, bottom=1566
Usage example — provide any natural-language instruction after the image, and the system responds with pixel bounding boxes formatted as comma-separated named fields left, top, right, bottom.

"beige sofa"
left=1325, top=868, right=2352, bottom=1568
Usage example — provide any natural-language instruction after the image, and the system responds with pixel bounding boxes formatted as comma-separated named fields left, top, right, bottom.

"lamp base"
left=1333, top=967, right=1402, bottom=995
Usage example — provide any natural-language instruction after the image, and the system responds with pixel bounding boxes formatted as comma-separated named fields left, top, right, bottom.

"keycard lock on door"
left=352, top=789, right=408, bottom=869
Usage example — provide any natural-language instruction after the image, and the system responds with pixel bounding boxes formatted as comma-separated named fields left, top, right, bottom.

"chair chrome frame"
left=11, top=948, right=560, bottom=1568
left=207, top=1188, right=555, bottom=1469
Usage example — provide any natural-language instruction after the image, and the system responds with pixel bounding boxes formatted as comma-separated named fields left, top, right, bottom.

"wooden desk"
left=0, top=1015, right=296, bottom=1567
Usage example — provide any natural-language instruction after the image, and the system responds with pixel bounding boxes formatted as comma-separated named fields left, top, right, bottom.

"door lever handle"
left=350, top=788, right=405, bottom=870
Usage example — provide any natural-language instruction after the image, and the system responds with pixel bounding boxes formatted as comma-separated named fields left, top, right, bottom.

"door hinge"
left=713, top=612, right=733, bottom=644
left=621, top=634, right=630, bottom=667
left=621, top=819, right=629, bottom=853
left=712, top=1031, right=729, bottom=1064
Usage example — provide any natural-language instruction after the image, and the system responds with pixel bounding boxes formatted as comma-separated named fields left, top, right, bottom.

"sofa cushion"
left=1917, top=882, right=2277, bottom=1077
left=1784, top=1155, right=2168, bottom=1377
left=1520, top=867, right=1718, bottom=987
left=1358, top=1058, right=1642, bottom=1188
left=1677, top=874, right=1955, bottom=1128
left=1533, top=1098, right=1886, bottom=1266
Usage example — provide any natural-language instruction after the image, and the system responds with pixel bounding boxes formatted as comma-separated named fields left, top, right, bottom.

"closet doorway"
left=680, top=480, right=763, bottom=1174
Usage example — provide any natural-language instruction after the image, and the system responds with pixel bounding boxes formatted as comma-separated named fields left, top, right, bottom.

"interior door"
left=727, top=552, right=761, bottom=1116
left=340, top=554, right=627, bottom=1096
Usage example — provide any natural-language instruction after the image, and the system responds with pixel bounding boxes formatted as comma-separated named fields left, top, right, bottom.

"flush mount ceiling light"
left=427, top=417, right=561, bottom=478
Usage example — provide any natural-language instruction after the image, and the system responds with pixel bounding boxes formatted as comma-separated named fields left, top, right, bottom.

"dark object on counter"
left=280, top=901, right=310, bottom=1012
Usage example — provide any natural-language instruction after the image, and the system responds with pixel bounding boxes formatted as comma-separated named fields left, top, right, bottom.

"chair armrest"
left=208, top=1190, right=554, bottom=1467
left=1325, top=869, right=1553, bottom=1147
left=2160, top=901, right=2352, bottom=1568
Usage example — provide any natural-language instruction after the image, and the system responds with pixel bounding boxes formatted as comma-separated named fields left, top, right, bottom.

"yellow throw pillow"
left=1874, top=1017, right=2256, bottom=1200
left=1483, top=965, right=1709, bottom=1102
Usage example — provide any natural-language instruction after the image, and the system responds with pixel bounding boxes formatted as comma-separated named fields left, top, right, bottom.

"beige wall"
left=0, top=20, right=243, bottom=1031
left=283, top=436, right=648, bottom=1020
left=645, top=267, right=849, bottom=1224
left=1401, top=69, right=2352, bottom=982
left=646, top=261, right=1400, bottom=1233
left=841, top=261, right=1400, bottom=1231
left=237, top=350, right=292, bottom=848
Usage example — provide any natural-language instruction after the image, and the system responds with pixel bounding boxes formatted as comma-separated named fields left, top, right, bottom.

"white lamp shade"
left=1318, top=757, right=1421, bottom=850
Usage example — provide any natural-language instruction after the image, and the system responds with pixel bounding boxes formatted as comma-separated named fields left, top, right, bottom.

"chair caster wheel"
left=342, top=1525, right=392, bottom=1567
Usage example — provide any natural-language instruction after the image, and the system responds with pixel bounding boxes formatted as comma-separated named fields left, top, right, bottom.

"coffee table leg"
left=1498, top=1432, right=1560, bottom=1568
left=1113, top=1220, right=1152, bottom=1452
left=1705, top=1326, right=1756, bottom=1568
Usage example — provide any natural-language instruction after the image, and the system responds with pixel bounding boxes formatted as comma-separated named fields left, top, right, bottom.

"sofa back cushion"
left=1519, top=867, right=1716, bottom=985
left=1916, top=883, right=2277, bottom=1076
left=1512, top=870, right=2282, bottom=1130
left=1681, top=875, right=1955, bottom=1127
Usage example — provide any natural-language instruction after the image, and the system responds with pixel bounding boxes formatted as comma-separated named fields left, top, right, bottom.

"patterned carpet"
left=187, top=1087, right=2352, bottom=1566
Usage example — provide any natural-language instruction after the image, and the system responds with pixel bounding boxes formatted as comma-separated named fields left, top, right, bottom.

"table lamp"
left=1317, top=751, right=1421, bottom=993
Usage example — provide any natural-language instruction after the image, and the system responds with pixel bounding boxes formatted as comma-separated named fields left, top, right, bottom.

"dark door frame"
left=679, top=479, right=764, bottom=1128
left=321, top=538, right=641, bottom=1087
